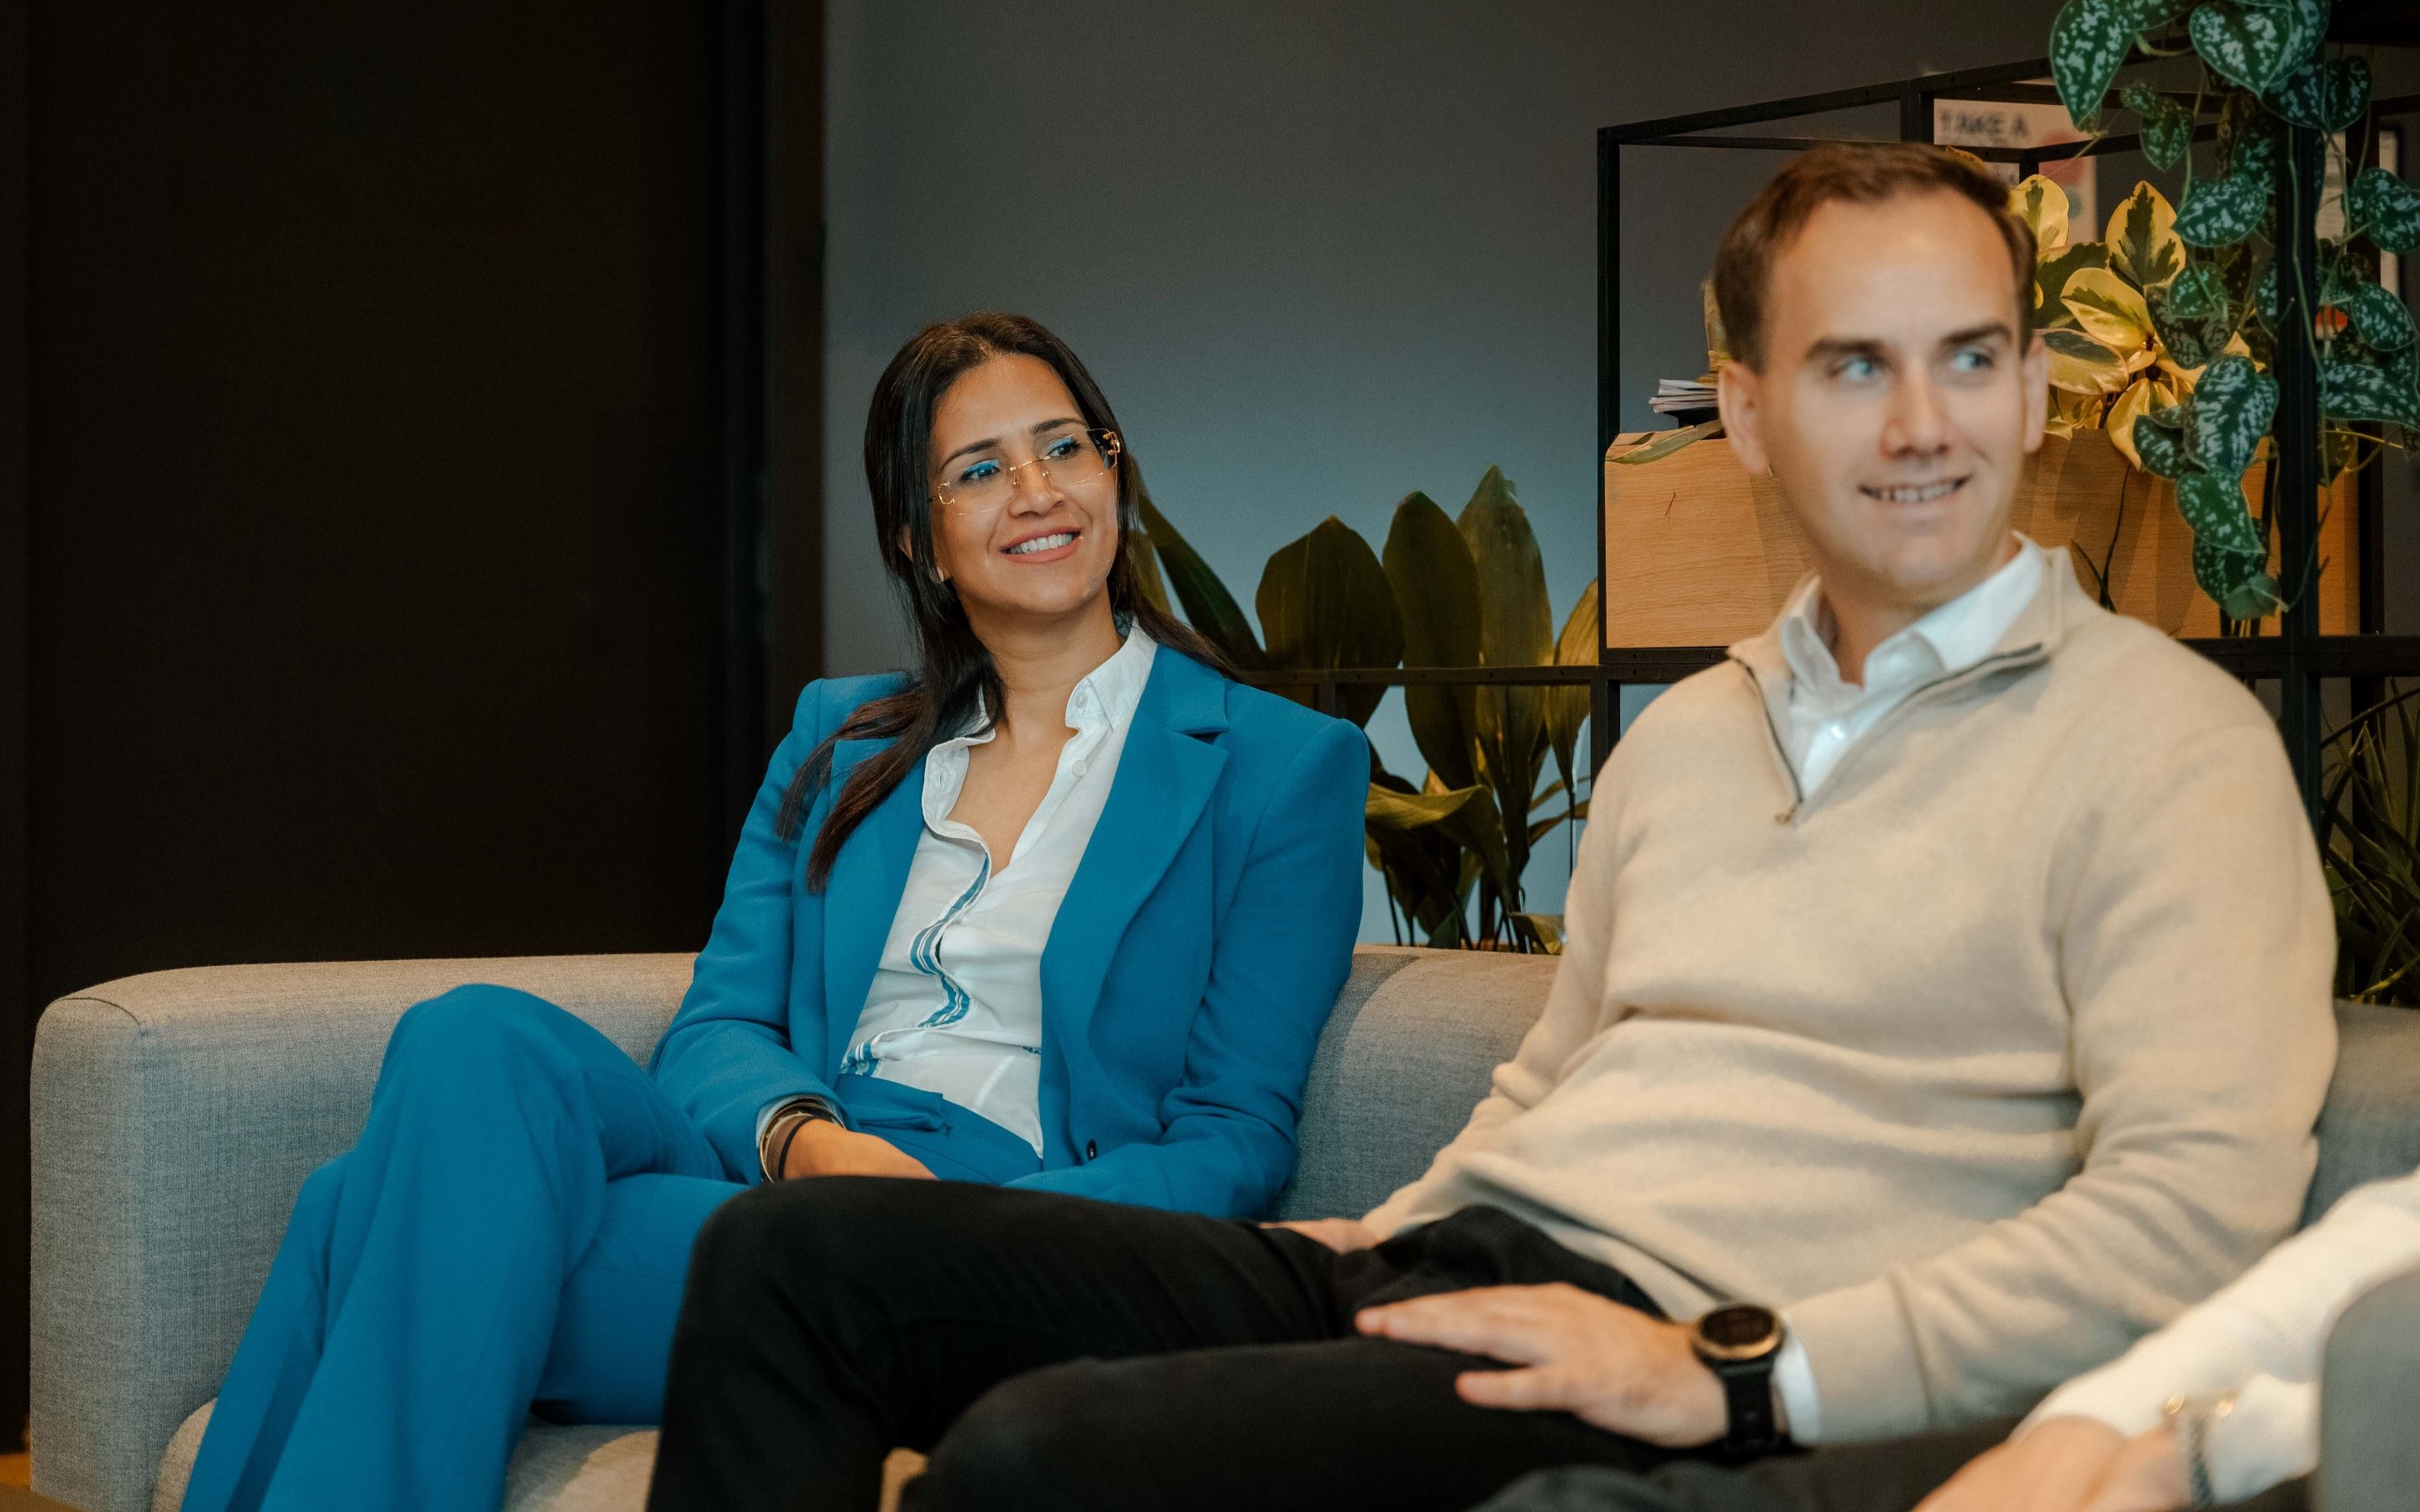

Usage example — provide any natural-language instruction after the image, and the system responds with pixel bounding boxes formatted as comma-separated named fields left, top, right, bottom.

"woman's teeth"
left=1865, top=480, right=1963, bottom=503
left=1005, top=532, right=1076, bottom=555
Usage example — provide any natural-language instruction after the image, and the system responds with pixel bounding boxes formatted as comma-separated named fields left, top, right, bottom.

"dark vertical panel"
left=717, top=0, right=769, bottom=835
left=0, top=0, right=30, bottom=1459
left=765, top=0, right=825, bottom=732
left=2275, top=119, right=2326, bottom=826
left=27, top=2, right=730, bottom=1005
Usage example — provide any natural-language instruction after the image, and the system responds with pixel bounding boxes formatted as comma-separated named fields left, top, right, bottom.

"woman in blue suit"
left=183, top=312, right=1370, bottom=1512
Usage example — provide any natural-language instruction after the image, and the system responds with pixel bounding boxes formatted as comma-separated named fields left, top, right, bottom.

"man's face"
left=1719, top=189, right=2048, bottom=618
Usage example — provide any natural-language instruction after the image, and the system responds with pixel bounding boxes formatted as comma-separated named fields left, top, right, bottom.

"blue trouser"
left=181, top=984, right=1040, bottom=1512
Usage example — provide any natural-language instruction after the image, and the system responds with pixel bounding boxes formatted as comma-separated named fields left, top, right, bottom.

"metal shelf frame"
left=1595, top=56, right=2420, bottom=828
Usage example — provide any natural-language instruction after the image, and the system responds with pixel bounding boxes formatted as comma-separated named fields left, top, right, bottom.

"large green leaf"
left=2105, top=181, right=2186, bottom=289
left=2338, top=281, right=2417, bottom=354
left=2322, top=346, right=2420, bottom=428
left=2189, top=354, right=2279, bottom=475
left=2174, top=166, right=2269, bottom=249
left=2349, top=167, right=2420, bottom=255
left=2049, top=0, right=2139, bottom=129
left=1459, top=467, right=1553, bottom=900
left=1133, top=489, right=1264, bottom=669
left=2188, top=0, right=2323, bottom=95
left=1383, top=491, right=1482, bottom=790
left=1545, top=580, right=1601, bottom=804
left=2177, top=466, right=2265, bottom=554
left=1365, top=783, right=1480, bottom=832
left=2122, top=81, right=2196, bottom=171
left=1127, top=527, right=1172, bottom=615
left=2193, top=535, right=2280, bottom=620
left=1257, top=517, right=1402, bottom=727
left=2269, top=53, right=2370, bottom=132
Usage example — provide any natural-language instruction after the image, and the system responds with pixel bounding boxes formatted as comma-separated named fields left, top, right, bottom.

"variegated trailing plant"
left=1127, top=465, right=1596, bottom=953
left=2044, top=0, right=2419, bottom=619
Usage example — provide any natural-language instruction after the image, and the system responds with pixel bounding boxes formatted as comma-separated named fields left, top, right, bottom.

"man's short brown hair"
left=1712, top=142, right=2038, bottom=370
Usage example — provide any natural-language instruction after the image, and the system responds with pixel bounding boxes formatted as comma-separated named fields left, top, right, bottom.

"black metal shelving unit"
left=1593, top=50, right=2420, bottom=830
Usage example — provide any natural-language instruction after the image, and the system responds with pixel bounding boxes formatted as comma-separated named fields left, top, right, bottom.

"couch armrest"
left=1273, top=947, right=1553, bottom=1224
left=30, top=954, right=692, bottom=1512
left=2321, top=1263, right=2420, bottom=1512
left=2306, top=1003, right=2420, bottom=1226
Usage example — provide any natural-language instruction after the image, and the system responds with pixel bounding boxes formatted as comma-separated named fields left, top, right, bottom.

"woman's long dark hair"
left=777, top=312, right=1231, bottom=890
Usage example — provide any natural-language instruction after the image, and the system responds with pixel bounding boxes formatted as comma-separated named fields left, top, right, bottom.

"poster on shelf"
left=1933, top=97, right=2098, bottom=232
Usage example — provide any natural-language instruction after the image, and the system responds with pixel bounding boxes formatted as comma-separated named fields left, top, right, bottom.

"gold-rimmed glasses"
left=932, top=427, right=1122, bottom=516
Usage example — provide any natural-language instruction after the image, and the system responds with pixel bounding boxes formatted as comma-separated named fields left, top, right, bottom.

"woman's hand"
left=1915, top=1417, right=2160, bottom=1512
left=781, top=1120, right=937, bottom=1181
left=1261, top=1218, right=1381, bottom=1253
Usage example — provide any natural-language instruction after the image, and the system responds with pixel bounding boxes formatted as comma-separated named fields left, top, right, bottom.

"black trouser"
left=1471, top=1419, right=2312, bottom=1512
left=646, top=1179, right=1704, bottom=1512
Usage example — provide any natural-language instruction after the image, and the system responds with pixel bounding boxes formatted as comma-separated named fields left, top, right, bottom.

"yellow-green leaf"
left=2063, top=267, right=2156, bottom=354
left=2009, top=174, right=2071, bottom=258
left=2044, top=327, right=2131, bottom=395
left=2104, top=181, right=2185, bottom=289
left=2107, top=376, right=2160, bottom=469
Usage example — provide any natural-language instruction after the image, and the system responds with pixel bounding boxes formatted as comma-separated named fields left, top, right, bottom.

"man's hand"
left=781, top=1121, right=937, bottom=1181
left=1260, top=1217, right=1381, bottom=1253
left=1355, top=1283, right=1726, bottom=1446
left=1913, top=1416, right=2187, bottom=1512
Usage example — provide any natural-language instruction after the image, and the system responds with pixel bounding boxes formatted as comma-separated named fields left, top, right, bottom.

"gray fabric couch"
left=29, top=947, right=2420, bottom=1512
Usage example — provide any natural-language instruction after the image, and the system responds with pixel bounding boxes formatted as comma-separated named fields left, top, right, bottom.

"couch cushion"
left=2307, top=1002, right=2420, bottom=1225
left=1273, top=947, right=1555, bottom=1223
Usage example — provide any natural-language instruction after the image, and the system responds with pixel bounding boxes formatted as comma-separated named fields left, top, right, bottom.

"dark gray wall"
left=820, top=1, right=2060, bottom=933
left=819, top=0, right=2062, bottom=680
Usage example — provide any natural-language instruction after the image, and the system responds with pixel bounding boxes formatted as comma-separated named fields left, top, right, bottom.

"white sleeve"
left=2202, top=1374, right=2318, bottom=1504
left=1771, top=1331, right=1822, bottom=1441
left=2024, top=1168, right=2420, bottom=1441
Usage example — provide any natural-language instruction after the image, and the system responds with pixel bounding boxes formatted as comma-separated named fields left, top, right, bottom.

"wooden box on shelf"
left=1601, top=428, right=2359, bottom=648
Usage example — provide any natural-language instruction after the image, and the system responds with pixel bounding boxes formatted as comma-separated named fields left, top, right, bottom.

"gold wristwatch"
left=2162, top=1392, right=2237, bottom=1510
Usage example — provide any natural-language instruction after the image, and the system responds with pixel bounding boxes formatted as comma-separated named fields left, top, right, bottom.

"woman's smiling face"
left=924, top=353, right=1124, bottom=631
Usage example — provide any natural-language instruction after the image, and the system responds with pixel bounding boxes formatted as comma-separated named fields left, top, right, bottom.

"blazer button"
left=1085, top=1140, right=1099, bottom=1160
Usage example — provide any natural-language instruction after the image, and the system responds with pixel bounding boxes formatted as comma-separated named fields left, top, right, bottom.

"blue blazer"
left=649, top=647, right=1369, bottom=1218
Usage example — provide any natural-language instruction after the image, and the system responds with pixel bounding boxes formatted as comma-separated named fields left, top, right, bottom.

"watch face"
left=1694, top=1303, right=1781, bottom=1362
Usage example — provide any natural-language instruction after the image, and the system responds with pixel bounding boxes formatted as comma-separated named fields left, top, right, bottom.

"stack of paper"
left=1649, top=377, right=1718, bottom=416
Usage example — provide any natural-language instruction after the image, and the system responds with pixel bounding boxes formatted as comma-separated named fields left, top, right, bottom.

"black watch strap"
left=1707, top=1353, right=1782, bottom=1457
left=1691, top=1303, right=1786, bottom=1458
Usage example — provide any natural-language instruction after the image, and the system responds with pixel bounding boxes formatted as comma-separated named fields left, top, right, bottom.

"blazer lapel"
left=818, top=738, right=926, bottom=1074
left=1040, top=654, right=1229, bottom=1062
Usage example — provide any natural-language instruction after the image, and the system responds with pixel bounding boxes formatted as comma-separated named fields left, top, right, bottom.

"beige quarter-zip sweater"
left=1363, top=558, right=2338, bottom=1443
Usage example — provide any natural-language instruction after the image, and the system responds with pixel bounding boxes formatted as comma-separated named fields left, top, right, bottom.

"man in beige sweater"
left=645, top=144, right=2336, bottom=1512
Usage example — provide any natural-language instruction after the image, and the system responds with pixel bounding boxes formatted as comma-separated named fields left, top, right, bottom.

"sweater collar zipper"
left=1731, top=643, right=2046, bottom=825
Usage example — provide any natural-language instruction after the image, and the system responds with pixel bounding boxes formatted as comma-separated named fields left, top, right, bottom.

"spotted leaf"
left=2175, top=170, right=2267, bottom=249
left=2148, top=267, right=2238, bottom=369
left=2269, top=54, right=2370, bottom=133
left=2188, top=0, right=2323, bottom=96
left=2125, top=85, right=2197, bottom=171
left=2349, top=168, right=2420, bottom=255
left=2193, top=535, right=2280, bottom=620
left=2178, top=467, right=2266, bottom=554
left=2051, top=0, right=2141, bottom=129
left=2322, top=348, right=2420, bottom=428
left=2133, top=406, right=2190, bottom=477
left=2337, top=281, right=2416, bottom=353
left=2189, top=354, right=2277, bottom=476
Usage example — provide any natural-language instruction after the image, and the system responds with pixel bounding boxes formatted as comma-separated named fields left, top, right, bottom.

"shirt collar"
left=1779, top=535, right=2048, bottom=696
left=940, top=625, right=1160, bottom=752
